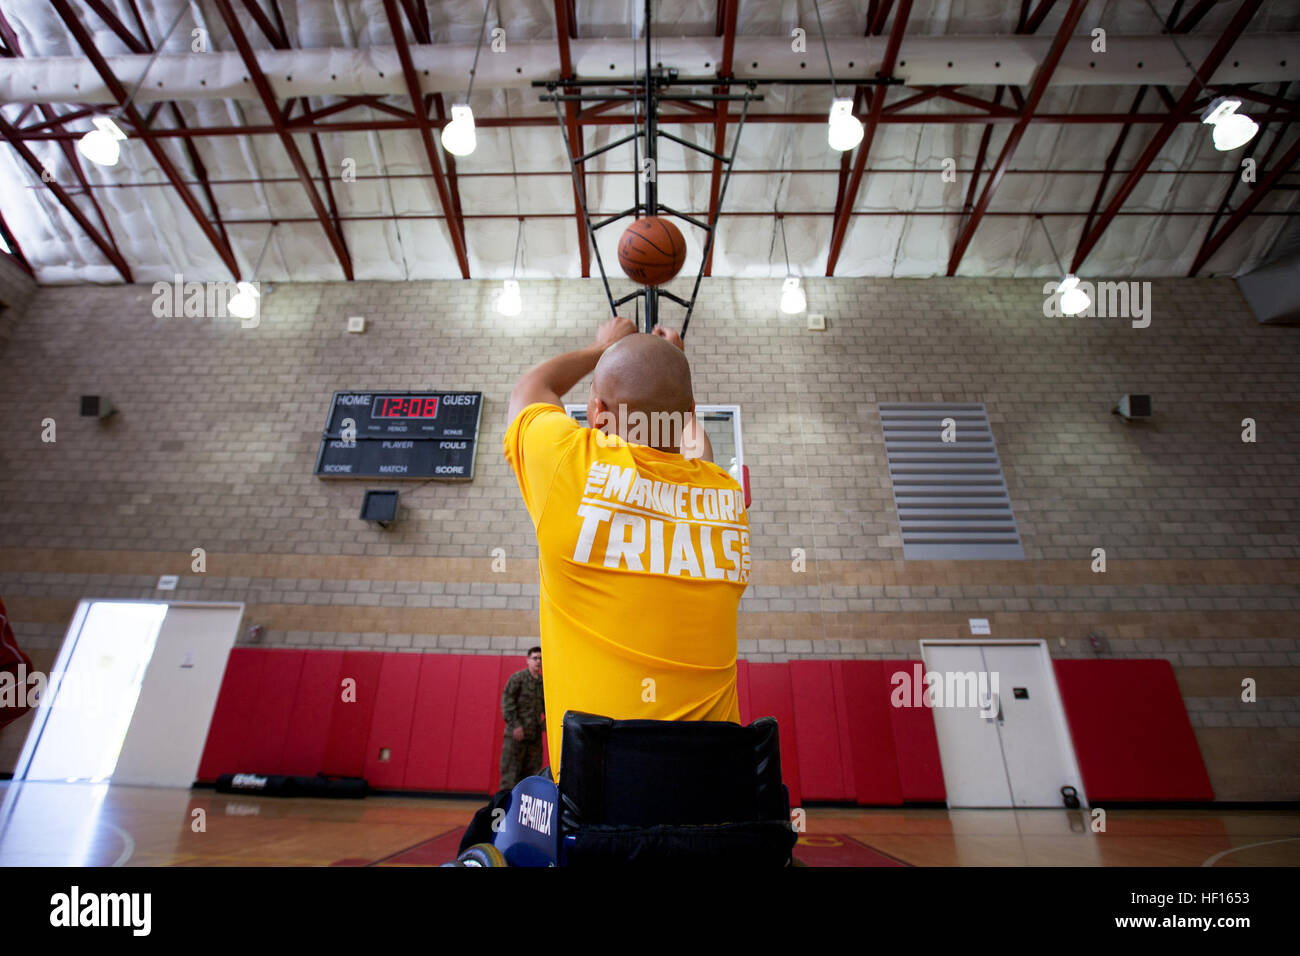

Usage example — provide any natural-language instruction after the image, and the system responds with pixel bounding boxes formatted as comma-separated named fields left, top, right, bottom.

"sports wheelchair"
left=449, top=710, right=798, bottom=866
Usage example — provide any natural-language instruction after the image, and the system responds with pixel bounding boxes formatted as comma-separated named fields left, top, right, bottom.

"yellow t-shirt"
left=503, top=403, right=751, bottom=777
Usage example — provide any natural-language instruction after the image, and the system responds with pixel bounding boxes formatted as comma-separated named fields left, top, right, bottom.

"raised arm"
left=506, top=315, right=637, bottom=424
left=652, top=325, right=713, bottom=462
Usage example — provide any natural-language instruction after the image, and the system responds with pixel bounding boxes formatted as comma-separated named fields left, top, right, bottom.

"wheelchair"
left=449, top=710, right=798, bottom=866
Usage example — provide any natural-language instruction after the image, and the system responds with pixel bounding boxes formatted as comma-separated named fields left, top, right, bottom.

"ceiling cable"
left=465, top=0, right=493, bottom=102
left=811, top=0, right=840, bottom=100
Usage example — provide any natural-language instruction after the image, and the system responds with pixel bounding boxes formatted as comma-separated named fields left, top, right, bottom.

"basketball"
left=617, top=216, right=687, bottom=286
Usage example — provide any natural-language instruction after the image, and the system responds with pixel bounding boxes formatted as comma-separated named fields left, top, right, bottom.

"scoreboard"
left=314, top=390, right=483, bottom=480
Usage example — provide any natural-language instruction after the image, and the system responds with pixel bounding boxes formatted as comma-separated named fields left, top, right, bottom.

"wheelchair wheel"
left=456, top=843, right=507, bottom=867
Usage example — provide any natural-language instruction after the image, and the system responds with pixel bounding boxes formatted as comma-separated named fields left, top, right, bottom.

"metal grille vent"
left=879, top=403, right=1025, bottom=560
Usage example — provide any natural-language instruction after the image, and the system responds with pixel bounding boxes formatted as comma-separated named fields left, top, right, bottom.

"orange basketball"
left=617, top=216, right=687, bottom=286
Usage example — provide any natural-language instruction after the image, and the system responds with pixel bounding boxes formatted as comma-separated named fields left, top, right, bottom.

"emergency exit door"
left=921, top=640, right=1085, bottom=808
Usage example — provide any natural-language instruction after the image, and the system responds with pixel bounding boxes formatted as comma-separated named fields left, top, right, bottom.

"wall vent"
left=879, top=402, right=1025, bottom=560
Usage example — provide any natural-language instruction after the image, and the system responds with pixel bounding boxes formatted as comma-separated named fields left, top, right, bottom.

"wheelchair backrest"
left=557, top=711, right=788, bottom=829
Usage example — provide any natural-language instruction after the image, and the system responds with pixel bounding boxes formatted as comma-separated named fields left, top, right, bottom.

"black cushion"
left=558, top=711, right=790, bottom=829
left=565, top=821, right=797, bottom=866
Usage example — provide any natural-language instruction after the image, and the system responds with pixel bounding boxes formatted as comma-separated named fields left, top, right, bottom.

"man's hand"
left=652, top=325, right=685, bottom=351
left=596, top=315, right=637, bottom=351
left=512, top=726, right=525, bottom=742
left=507, top=314, right=634, bottom=424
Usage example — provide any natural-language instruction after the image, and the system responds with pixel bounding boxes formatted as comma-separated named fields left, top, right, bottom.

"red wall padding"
left=746, top=662, right=802, bottom=808
left=198, top=651, right=1210, bottom=806
left=243, top=650, right=305, bottom=773
left=790, top=661, right=848, bottom=801
left=321, top=651, right=384, bottom=776
left=279, top=650, right=343, bottom=776
left=444, top=656, right=502, bottom=792
left=197, top=647, right=263, bottom=781
left=885, top=659, right=947, bottom=803
left=362, top=653, right=422, bottom=789
left=835, top=661, right=905, bottom=805
left=1054, top=659, right=1214, bottom=802
left=403, top=654, right=463, bottom=791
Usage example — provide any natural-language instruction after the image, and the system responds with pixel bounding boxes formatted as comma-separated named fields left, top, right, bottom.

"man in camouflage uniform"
left=499, top=646, right=545, bottom=791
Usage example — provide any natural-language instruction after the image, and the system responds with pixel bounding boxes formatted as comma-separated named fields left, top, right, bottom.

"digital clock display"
left=372, top=396, right=440, bottom=419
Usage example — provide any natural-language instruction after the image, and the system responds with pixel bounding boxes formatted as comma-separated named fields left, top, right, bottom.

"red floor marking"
left=375, top=829, right=466, bottom=866
left=794, top=834, right=910, bottom=867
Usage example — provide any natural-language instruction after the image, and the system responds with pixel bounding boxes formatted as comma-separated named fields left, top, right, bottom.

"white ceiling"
left=1, top=0, right=1297, bottom=286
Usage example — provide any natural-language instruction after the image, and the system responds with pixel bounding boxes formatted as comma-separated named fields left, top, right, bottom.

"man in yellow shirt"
left=503, top=316, right=751, bottom=779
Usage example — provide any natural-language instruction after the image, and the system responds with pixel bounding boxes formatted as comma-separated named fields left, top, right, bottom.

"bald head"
left=588, top=333, right=694, bottom=449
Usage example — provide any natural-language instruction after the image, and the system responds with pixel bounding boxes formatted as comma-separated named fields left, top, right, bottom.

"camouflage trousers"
left=499, top=734, right=544, bottom=792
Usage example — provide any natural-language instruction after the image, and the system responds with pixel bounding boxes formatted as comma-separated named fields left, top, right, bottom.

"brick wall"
left=0, top=253, right=36, bottom=351
left=1, top=276, right=1297, bottom=799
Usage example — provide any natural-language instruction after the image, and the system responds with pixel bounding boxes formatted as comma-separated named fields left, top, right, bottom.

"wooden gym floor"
left=0, top=781, right=1297, bottom=867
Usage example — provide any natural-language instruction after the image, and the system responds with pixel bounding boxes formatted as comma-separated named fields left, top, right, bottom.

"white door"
left=113, top=604, right=243, bottom=786
left=922, top=641, right=1085, bottom=809
left=20, top=602, right=243, bottom=788
left=981, top=644, right=1083, bottom=808
left=922, top=643, right=1013, bottom=807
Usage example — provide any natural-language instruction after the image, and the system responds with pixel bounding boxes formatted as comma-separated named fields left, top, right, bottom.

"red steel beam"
left=1070, top=0, right=1265, bottom=272
left=0, top=203, right=35, bottom=276
left=211, top=0, right=353, bottom=279
left=703, top=0, right=738, bottom=277
left=91, top=1, right=237, bottom=272
left=868, top=0, right=897, bottom=37
left=50, top=0, right=241, bottom=279
left=1173, top=0, right=1218, bottom=33
left=0, top=114, right=134, bottom=280
left=238, top=0, right=288, bottom=49
left=553, top=0, right=590, bottom=277
left=84, top=0, right=148, bottom=53
left=17, top=109, right=1300, bottom=144
left=946, top=0, right=1089, bottom=276
left=381, top=0, right=470, bottom=277
left=1080, top=86, right=1147, bottom=243
left=1188, top=134, right=1300, bottom=274
left=0, top=7, right=132, bottom=282
left=1190, top=128, right=1300, bottom=274
left=1021, top=0, right=1061, bottom=35
left=390, top=4, right=470, bottom=278
left=825, top=0, right=913, bottom=276
left=249, top=0, right=361, bottom=277
left=430, top=92, right=468, bottom=262
left=931, top=87, right=1019, bottom=116
left=141, top=210, right=1300, bottom=227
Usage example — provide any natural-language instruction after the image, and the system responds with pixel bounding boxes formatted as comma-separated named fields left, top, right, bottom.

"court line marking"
left=107, top=823, right=135, bottom=867
left=1201, top=836, right=1300, bottom=867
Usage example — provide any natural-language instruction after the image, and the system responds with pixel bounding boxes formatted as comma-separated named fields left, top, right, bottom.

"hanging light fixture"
left=498, top=278, right=522, bottom=316
left=1201, top=96, right=1259, bottom=152
left=776, top=215, right=806, bottom=314
left=780, top=277, right=807, bottom=315
left=77, top=5, right=190, bottom=167
left=813, top=0, right=864, bottom=152
left=77, top=117, right=127, bottom=167
left=441, top=105, right=477, bottom=157
left=227, top=281, right=261, bottom=320
left=827, top=99, right=865, bottom=152
left=497, top=100, right=525, bottom=317
left=442, top=1, right=493, bottom=158
left=1141, top=0, right=1257, bottom=153
left=1056, top=274, right=1092, bottom=317
left=1037, top=215, right=1091, bottom=317
left=228, top=224, right=277, bottom=321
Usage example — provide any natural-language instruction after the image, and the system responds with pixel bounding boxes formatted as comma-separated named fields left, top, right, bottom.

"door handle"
left=981, top=691, right=1002, bottom=722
